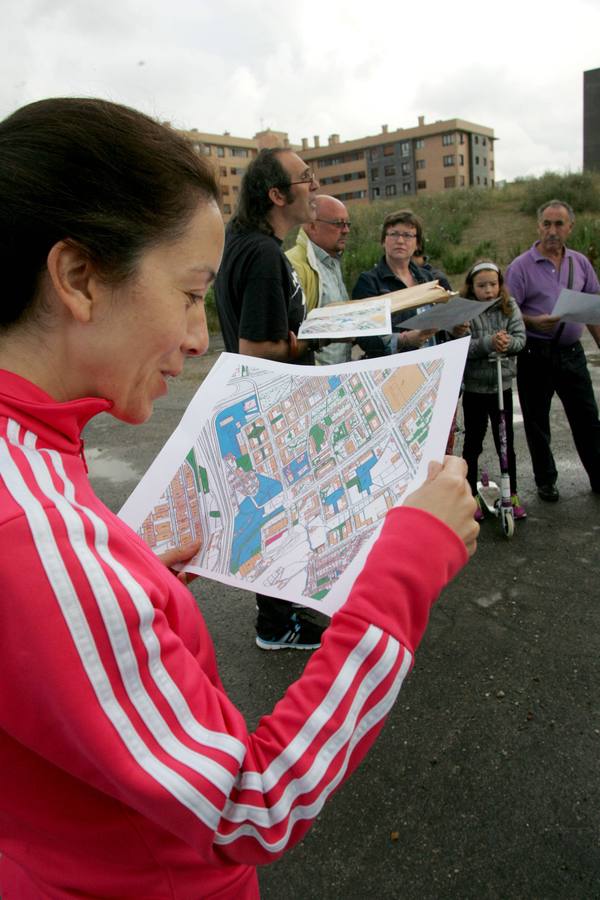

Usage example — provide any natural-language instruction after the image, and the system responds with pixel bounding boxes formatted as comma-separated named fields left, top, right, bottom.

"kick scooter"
left=476, top=354, right=514, bottom=538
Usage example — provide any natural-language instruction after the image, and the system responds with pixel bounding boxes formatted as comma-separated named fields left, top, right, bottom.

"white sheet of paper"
left=297, top=297, right=392, bottom=339
left=397, top=297, right=496, bottom=331
left=551, top=288, right=600, bottom=325
left=119, top=339, right=469, bottom=617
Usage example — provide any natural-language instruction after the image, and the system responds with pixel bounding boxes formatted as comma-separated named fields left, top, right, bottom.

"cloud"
left=1, top=0, right=599, bottom=182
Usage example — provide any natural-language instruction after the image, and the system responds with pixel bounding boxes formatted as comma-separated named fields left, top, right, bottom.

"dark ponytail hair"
left=0, top=97, right=220, bottom=327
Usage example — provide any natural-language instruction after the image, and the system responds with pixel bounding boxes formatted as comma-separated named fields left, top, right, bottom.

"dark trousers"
left=255, top=594, right=298, bottom=636
left=516, top=339, right=600, bottom=490
left=462, top=389, right=518, bottom=495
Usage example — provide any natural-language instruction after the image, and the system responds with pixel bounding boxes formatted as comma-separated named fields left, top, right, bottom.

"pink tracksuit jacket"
left=0, top=369, right=467, bottom=898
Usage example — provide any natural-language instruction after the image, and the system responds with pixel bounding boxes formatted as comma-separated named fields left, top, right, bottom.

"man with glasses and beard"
left=214, top=147, right=326, bottom=651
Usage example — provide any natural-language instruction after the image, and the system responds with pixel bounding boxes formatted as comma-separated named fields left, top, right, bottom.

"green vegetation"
left=204, top=171, right=600, bottom=332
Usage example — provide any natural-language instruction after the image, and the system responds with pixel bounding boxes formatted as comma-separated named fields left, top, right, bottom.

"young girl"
left=453, top=260, right=527, bottom=520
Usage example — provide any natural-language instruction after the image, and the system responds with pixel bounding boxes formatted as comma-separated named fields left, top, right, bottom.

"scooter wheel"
left=501, top=510, right=514, bottom=538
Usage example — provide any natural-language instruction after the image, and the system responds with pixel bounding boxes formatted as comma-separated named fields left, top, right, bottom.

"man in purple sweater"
left=505, top=199, right=600, bottom=502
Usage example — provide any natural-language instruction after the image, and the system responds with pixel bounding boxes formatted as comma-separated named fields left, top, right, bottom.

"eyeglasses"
left=288, top=169, right=318, bottom=185
left=386, top=230, right=417, bottom=241
left=316, top=218, right=352, bottom=229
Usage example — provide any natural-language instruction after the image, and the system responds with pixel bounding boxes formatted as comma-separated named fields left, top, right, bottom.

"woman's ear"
left=46, top=241, right=96, bottom=323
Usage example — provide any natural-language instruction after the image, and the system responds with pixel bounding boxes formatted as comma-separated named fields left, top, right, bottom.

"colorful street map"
left=119, top=340, right=468, bottom=616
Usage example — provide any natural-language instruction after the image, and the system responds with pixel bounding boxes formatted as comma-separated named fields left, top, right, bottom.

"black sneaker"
left=537, top=483, right=559, bottom=502
left=255, top=612, right=325, bottom=651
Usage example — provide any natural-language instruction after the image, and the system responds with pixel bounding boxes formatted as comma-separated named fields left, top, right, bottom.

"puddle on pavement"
left=85, top=448, right=140, bottom=484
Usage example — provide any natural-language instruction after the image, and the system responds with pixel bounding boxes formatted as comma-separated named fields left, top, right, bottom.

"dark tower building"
left=583, top=67, right=600, bottom=172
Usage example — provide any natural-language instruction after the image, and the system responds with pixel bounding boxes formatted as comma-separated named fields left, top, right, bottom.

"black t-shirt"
left=214, top=225, right=307, bottom=355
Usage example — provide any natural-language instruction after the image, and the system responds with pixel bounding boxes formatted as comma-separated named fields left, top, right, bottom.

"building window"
left=401, top=141, right=410, bottom=156
left=222, top=203, right=231, bottom=214
left=384, top=164, right=396, bottom=176
left=403, top=182, right=411, bottom=194
left=417, top=180, right=427, bottom=190
left=385, top=183, right=397, bottom=196
left=415, top=138, right=424, bottom=149
left=459, top=154, right=464, bottom=165
left=371, top=167, right=379, bottom=180
left=416, top=159, right=425, bottom=169
left=475, top=156, right=479, bottom=165
left=217, top=146, right=225, bottom=157
left=370, top=147, right=379, bottom=160
left=372, top=187, right=380, bottom=198
left=231, top=147, right=249, bottom=158
left=232, top=185, right=239, bottom=193
left=383, top=144, right=395, bottom=156
left=460, top=175, right=465, bottom=186
left=443, top=155, right=455, bottom=167
left=484, top=177, right=488, bottom=186
left=442, top=133, right=455, bottom=145
left=219, top=166, right=227, bottom=176
left=483, top=157, right=487, bottom=167
left=221, top=184, right=229, bottom=195
left=459, top=133, right=465, bottom=144
left=474, top=136, right=479, bottom=144
left=401, top=162, right=410, bottom=175
left=444, top=176, right=456, bottom=188
left=482, top=137, right=487, bottom=146
left=476, top=175, right=481, bottom=185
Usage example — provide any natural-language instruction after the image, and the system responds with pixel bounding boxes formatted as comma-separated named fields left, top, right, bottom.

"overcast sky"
left=2, top=0, right=599, bottom=182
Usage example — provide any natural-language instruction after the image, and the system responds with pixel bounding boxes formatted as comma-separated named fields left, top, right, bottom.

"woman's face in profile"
left=83, top=199, right=224, bottom=424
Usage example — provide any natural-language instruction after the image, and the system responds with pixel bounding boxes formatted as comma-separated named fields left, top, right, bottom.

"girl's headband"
left=470, top=261, right=499, bottom=276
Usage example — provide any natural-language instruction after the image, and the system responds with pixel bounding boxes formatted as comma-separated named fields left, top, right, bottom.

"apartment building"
left=301, top=117, right=495, bottom=205
left=178, top=116, right=495, bottom=220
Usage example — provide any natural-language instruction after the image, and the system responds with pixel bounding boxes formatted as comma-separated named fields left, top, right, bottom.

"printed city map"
left=119, top=341, right=468, bottom=615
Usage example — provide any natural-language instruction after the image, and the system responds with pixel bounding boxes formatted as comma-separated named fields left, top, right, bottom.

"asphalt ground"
left=84, top=334, right=600, bottom=900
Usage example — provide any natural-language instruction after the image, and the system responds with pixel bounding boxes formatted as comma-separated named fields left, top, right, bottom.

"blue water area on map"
left=231, top=497, right=264, bottom=572
left=323, top=486, right=345, bottom=512
left=283, top=451, right=311, bottom=484
left=356, top=452, right=378, bottom=493
left=328, top=375, right=342, bottom=391
left=231, top=489, right=284, bottom=572
left=254, top=473, right=283, bottom=505
left=215, top=396, right=258, bottom=458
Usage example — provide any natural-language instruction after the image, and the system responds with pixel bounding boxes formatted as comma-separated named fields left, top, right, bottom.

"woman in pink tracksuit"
left=0, top=97, right=478, bottom=899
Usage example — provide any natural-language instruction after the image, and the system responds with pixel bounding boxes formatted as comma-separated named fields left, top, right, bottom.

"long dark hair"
left=230, top=147, right=293, bottom=235
left=0, top=97, right=220, bottom=327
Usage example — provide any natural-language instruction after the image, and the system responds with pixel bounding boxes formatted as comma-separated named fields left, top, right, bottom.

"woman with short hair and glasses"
left=351, top=209, right=440, bottom=358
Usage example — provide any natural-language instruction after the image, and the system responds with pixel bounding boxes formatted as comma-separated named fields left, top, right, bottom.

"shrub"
left=517, top=171, right=600, bottom=217
left=440, top=248, right=472, bottom=274
left=570, top=218, right=600, bottom=269
left=204, top=285, right=221, bottom=335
